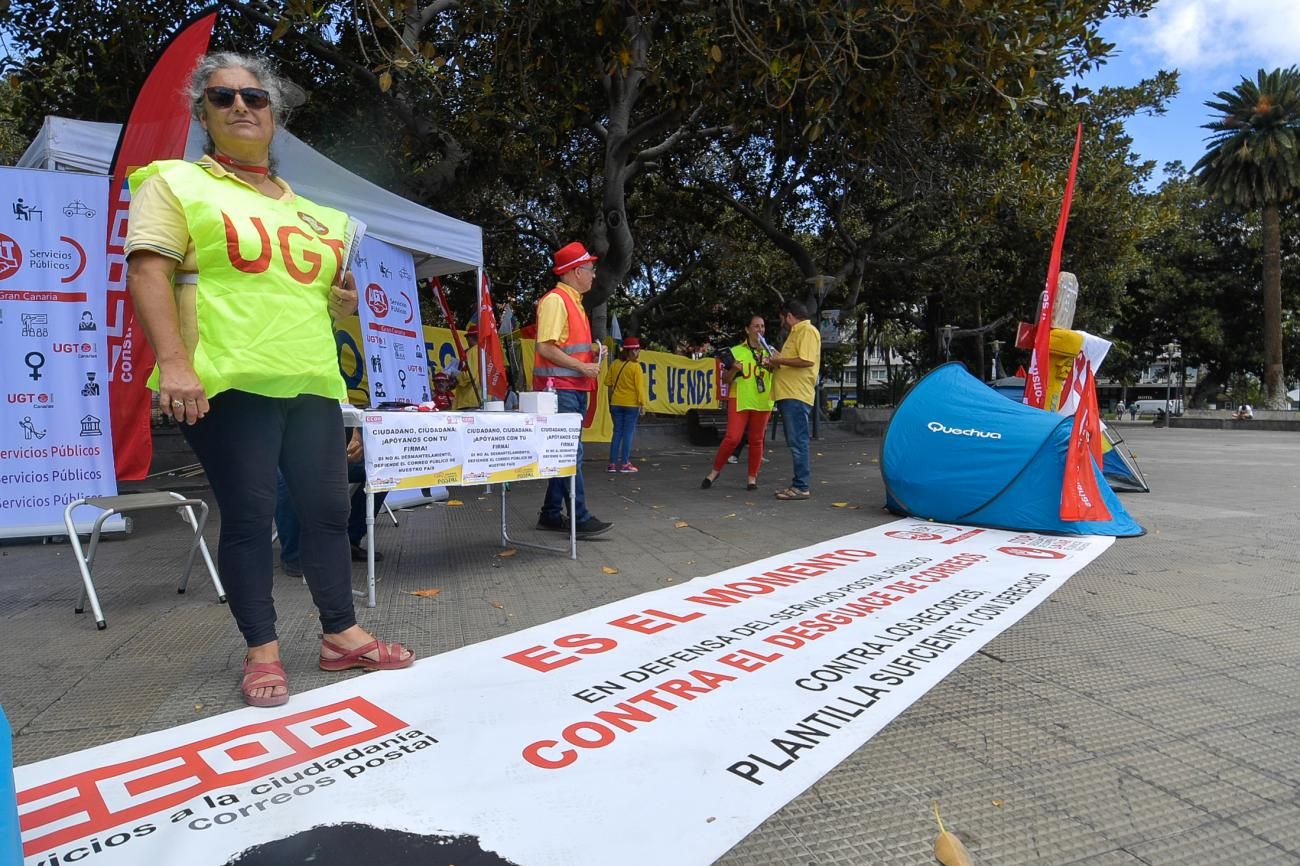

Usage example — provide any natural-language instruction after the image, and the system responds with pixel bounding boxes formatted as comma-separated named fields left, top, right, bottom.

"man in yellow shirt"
left=533, top=241, right=612, bottom=537
left=764, top=300, right=820, bottom=500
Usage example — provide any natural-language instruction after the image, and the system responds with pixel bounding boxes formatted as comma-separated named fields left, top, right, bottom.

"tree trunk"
left=1261, top=202, right=1287, bottom=409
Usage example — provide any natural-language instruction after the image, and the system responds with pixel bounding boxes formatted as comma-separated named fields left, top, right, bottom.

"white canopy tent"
left=19, top=116, right=482, bottom=277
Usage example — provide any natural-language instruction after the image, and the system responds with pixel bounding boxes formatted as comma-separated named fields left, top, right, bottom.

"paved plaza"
left=2, top=424, right=1298, bottom=864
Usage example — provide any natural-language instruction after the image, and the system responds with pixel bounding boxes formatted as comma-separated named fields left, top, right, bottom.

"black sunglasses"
left=204, top=86, right=271, bottom=110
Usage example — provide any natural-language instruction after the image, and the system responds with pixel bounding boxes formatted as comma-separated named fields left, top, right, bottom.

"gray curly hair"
left=188, top=52, right=291, bottom=168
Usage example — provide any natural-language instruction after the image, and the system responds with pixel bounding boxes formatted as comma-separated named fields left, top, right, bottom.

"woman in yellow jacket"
left=702, top=315, right=774, bottom=491
left=125, top=52, right=413, bottom=708
left=605, top=337, right=646, bottom=473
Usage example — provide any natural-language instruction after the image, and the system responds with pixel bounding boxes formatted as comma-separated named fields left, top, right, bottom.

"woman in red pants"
left=702, top=314, right=774, bottom=491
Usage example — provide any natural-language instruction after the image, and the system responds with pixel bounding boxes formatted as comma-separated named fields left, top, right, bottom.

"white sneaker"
left=727, top=455, right=738, bottom=464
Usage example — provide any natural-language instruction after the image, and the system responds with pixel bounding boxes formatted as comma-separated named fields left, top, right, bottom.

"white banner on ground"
left=353, top=236, right=429, bottom=405
left=0, top=168, right=118, bottom=538
left=16, top=521, right=1112, bottom=866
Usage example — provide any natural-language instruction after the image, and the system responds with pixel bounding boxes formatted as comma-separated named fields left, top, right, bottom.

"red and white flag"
left=1060, top=362, right=1110, bottom=522
left=1024, top=123, right=1083, bottom=409
left=104, top=10, right=217, bottom=479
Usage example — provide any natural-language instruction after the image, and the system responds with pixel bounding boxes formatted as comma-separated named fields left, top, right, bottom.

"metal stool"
left=63, top=492, right=226, bottom=630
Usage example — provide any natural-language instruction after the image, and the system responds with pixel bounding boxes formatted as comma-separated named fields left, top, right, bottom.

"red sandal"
left=242, top=658, right=290, bottom=708
left=319, top=638, right=415, bottom=672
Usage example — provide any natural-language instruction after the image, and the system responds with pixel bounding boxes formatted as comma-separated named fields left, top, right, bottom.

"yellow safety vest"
left=130, top=160, right=349, bottom=401
left=730, top=343, right=775, bottom=413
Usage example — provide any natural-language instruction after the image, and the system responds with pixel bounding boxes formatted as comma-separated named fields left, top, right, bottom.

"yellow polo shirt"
left=772, top=318, right=821, bottom=406
left=535, top=282, right=585, bottom=345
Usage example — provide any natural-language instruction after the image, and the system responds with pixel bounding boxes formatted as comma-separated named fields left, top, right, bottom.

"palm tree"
left=1194, top=67, right=1300, bottom=409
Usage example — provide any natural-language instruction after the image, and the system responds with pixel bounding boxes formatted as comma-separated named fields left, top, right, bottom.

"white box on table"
left=518, top=391, right=558, bottom=414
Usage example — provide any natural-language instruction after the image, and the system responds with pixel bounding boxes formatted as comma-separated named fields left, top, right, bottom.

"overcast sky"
left=1081, top=0, right=1299, bottom=183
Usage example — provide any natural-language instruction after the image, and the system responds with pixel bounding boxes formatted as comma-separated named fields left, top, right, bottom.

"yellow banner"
left=335, top=319, right=721, bottom=444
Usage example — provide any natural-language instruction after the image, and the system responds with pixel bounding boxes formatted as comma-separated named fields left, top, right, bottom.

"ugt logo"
left=0, top=232, right=22, bottom=280
left=366, top=283, right=390, bottom=318
left=17, top=697, right=406, bottom=855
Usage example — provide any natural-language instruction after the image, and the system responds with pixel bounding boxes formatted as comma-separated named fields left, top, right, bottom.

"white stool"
left=63, top=492, right=226, bottom=630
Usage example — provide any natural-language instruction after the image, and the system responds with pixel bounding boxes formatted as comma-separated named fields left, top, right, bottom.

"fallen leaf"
left=490, top=600, right=504, bottom=609
left=194, top=703, right=203, bottom=711
left=932, top=801, right=974, bottom=866
left=832, top=501, right=850, bottom=508
left=602, top=566, right=620, bottom=574
left=446, top=499, right=464, bottom=506
left=991, top=799, right=1004, bottom=808
left=497, top=549, right=518, bottom=557
left=674, top=520, right=689, bottom=528
left=723, top=512, right=737, bottom=518
left=406, top=588, right=442, bottom=598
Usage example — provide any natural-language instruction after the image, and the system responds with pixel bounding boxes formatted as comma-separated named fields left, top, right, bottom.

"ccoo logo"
left=0, top=233, right=22, bottom=280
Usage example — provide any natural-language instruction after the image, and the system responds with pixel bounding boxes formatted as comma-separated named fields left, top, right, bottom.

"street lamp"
left=1164, top=341, right=1180, bottom=425
left=990, top=339, right=1003, bottom=381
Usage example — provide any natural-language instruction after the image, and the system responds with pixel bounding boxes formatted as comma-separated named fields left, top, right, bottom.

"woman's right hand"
left=158, top=360, right=209, bottom=425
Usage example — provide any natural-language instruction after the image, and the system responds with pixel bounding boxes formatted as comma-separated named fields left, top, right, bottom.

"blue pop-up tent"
left=882, top=363, right=1143, bottom=536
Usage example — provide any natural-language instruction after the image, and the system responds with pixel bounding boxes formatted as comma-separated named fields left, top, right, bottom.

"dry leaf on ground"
left=490, top=600, right=504, bottom=609
left=497, top=549, right=518, bottom=558
left=406, top=588, right=442, bottom=598
left=932, top=801, right=974, bottom=866
left=674, top=520, right=689, bottom=528
left=832, top=502, right=850, bottom=508
left=723, top=513, right=737, bottom=518
left=446, top=499, right=464, bottom=506
left=602, top=566, right=620, bottom=574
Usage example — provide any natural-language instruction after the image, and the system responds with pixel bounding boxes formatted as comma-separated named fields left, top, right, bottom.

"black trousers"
left=181, top=390, right=356, bottom=647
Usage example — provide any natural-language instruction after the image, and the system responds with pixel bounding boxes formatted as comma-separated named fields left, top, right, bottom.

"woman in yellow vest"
left=702, top=314, right=775, bottom=491
left=125, top=52, right=413, bottom=709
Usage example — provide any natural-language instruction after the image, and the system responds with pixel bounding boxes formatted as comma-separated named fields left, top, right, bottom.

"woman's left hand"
left=328, top=269, right=358, bottom=321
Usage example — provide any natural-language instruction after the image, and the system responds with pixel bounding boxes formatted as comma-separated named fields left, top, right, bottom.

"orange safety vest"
left=532, top=286, right=596, bottom=391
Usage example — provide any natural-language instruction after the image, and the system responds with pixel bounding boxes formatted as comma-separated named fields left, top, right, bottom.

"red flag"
left=1024, top=123, right=1083, bottom=408
left=478, top=272, right=509, bottom=400
left=1060, top=363, right=1110, bottom=522
left=105, top=9, right=217, bottom=479
left=429, top=277, right=468, bottom=365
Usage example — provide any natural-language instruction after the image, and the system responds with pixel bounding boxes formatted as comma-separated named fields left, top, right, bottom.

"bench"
left=686, top=408, right=728, bottom=445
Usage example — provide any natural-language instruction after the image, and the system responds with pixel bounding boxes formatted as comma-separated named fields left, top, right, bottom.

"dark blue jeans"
left=541, top=389, right=593, bottom=524
left=277, top=459, right=387, bottom=561
left=776, top=398, right=811, bottom=491
left=180, top=391, right=355, bottom=647
left=609, top=405, right=639, bottom=465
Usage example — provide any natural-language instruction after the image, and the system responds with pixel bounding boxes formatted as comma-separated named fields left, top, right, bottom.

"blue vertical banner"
left=352, top=236, right=429, bottom=405
left=0, top=168, right=119, bottom=538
